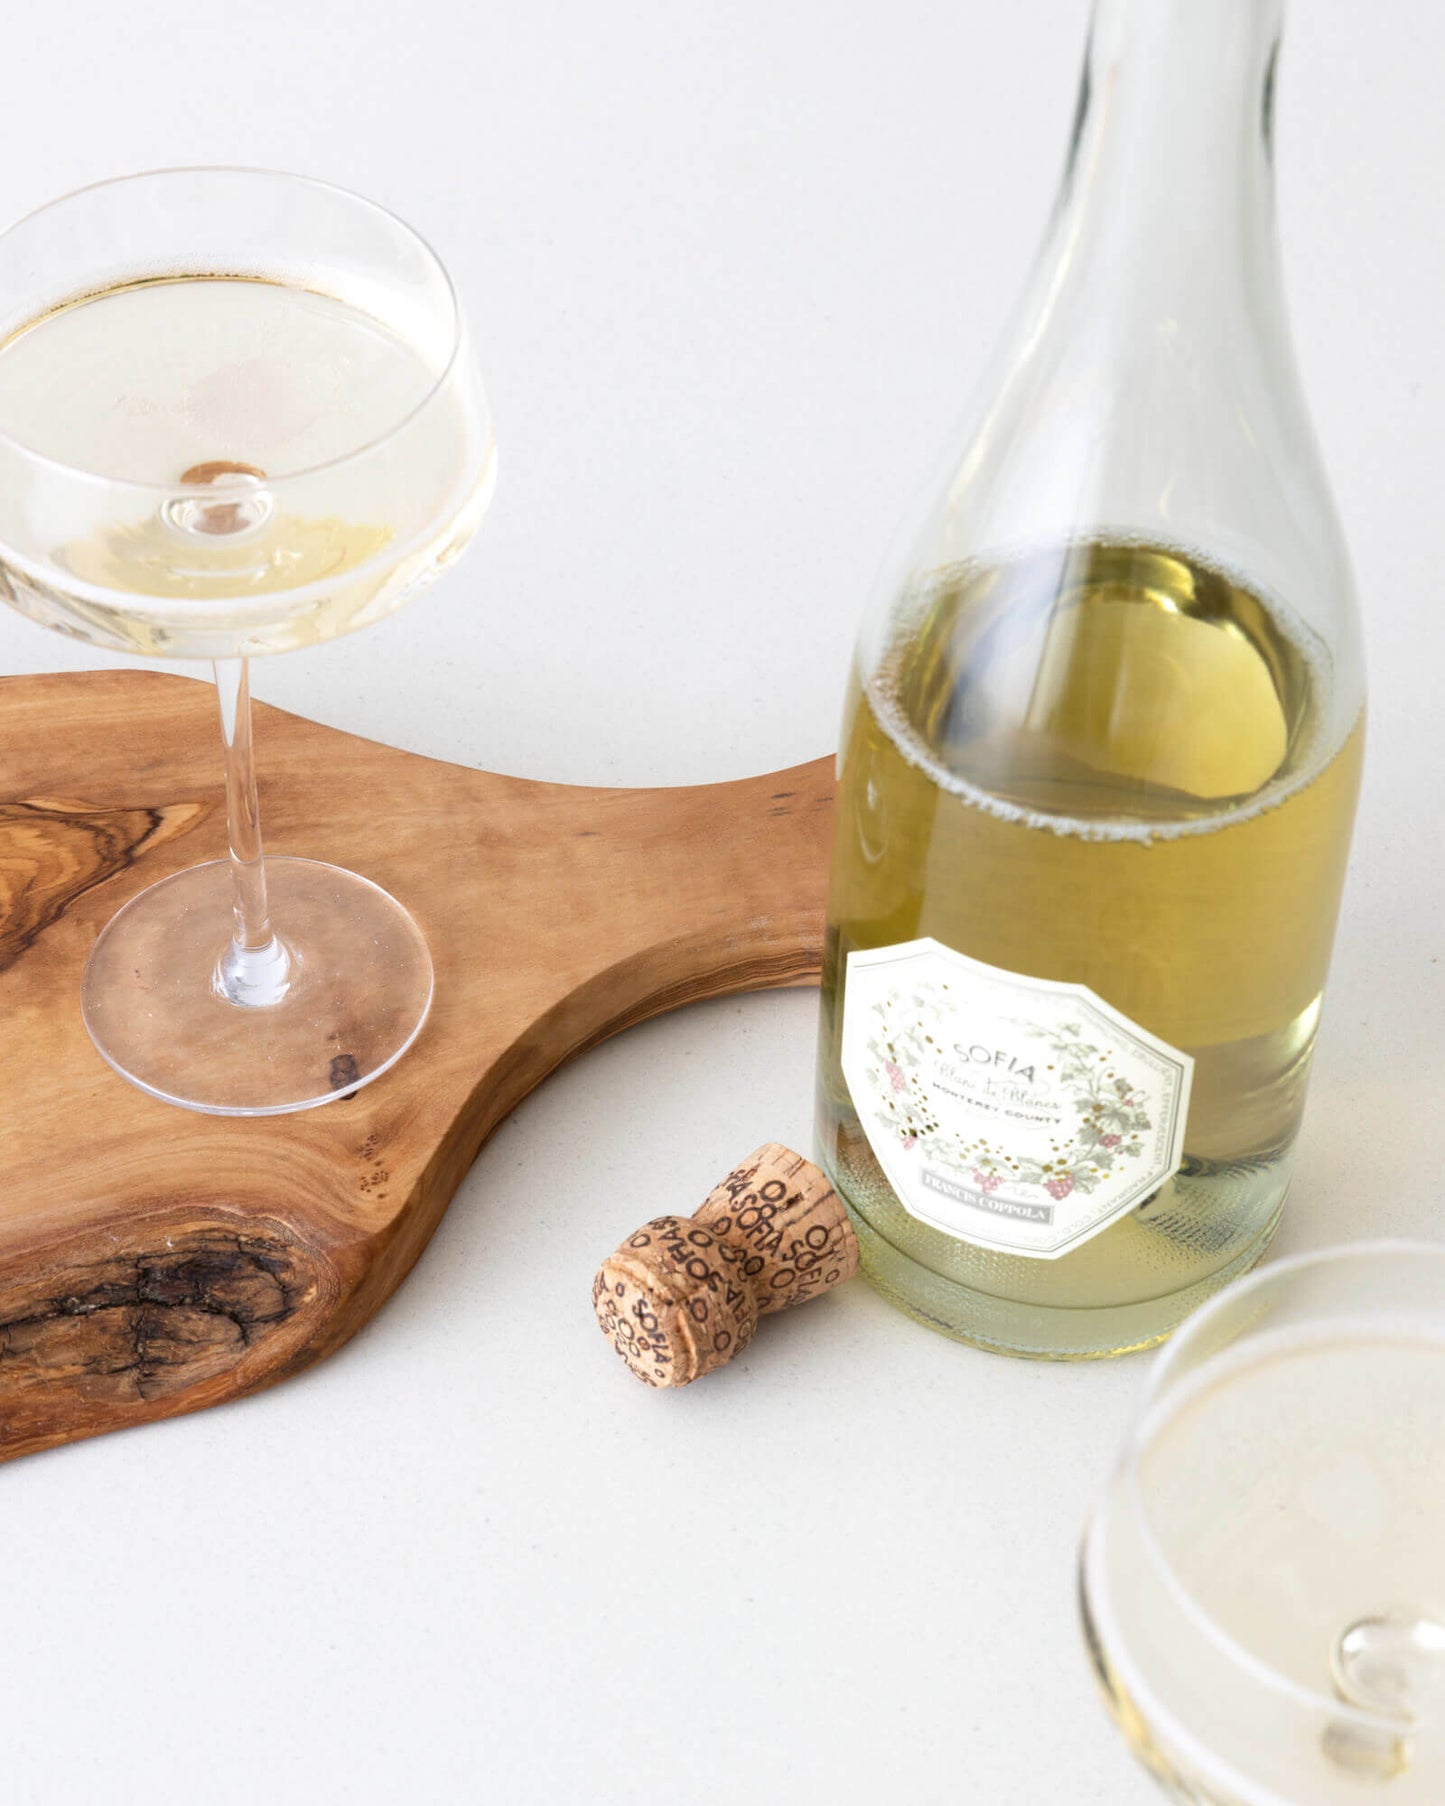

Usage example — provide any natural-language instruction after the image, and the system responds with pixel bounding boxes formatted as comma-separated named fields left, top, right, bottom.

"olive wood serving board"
left=0, top=669, right=833, bottom=1463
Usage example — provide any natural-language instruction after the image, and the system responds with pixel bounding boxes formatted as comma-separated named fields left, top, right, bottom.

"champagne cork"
left=592, top=1143, right=859, bottom=1387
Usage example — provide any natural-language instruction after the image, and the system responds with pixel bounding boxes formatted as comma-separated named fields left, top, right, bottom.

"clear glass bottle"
left=815, top=0, right=1365, bottom=1358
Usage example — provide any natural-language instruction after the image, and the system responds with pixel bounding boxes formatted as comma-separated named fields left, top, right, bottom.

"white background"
left=2, top=3, right=1440, bottom=1802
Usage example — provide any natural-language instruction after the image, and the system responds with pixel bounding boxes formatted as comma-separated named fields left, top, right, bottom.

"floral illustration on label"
left=841, top=939, right=1193, bottom=1259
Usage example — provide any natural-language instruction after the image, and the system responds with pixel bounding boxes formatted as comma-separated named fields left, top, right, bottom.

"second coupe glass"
left=1082, top=1243, right=1445, bottom=1803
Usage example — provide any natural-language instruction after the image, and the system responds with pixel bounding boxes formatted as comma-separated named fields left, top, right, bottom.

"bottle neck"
left=1052, top=0, right=1284, bottom=311
left=865, top=0, right=1361, bottom=758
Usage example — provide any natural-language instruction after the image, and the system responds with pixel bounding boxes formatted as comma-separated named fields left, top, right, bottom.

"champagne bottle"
left=815, top=0, right=1365, bottom=1358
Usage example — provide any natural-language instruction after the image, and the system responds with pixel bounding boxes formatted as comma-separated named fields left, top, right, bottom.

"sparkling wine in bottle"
left=816, top=0, right=1365, bottom=1358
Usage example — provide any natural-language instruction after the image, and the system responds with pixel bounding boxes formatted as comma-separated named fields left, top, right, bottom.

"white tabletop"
left=2, top=3, right=1437, bottom=1801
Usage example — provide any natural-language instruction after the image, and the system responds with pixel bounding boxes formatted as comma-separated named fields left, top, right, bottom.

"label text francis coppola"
left=921, top=1167, right=1053, bottom=1224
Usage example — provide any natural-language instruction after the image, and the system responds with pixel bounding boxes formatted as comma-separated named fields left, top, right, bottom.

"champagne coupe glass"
left=1081, top=1243, right=1445, bottom=1804
left=0, top=169, right=495, bottom=1114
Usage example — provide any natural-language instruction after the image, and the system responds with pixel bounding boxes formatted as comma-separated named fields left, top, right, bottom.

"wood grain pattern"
left=0, top=669, right=833, bottom=1462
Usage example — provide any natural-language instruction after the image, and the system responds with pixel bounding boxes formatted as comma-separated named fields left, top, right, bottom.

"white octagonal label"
left=841, top=938, right=1193, bottom=1260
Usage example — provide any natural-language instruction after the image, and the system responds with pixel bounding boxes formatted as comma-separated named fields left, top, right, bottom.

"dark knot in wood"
left=0, top=1225, right=322, bottom=1453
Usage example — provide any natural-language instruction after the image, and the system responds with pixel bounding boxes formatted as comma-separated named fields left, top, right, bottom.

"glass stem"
left=213, top=656, right=292, bottom=1008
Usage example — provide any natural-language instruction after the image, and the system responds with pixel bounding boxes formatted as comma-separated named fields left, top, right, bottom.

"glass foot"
left=81, top=857, right=433, bottom=1116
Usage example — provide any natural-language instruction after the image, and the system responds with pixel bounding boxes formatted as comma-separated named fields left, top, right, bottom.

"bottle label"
left=841, top=938, right=1193, bottom=1259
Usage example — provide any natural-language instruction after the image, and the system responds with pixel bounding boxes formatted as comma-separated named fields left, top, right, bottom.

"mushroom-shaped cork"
left=592, top=1143, right=859, bottom=1387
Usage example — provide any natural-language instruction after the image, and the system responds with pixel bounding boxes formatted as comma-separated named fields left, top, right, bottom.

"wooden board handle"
left=0, top=670, right=835, bottom=1462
